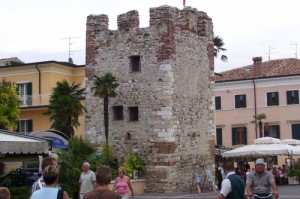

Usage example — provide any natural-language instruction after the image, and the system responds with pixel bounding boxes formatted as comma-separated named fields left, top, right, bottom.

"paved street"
left=134, top=185, right=300, bottom=199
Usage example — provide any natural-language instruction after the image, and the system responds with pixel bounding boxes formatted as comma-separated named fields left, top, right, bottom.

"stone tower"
left=85, top=5, right=215, bottom=192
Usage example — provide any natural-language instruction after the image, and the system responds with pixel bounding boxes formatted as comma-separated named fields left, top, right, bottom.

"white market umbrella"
left=254, top=137, right=281, bottom=144
left=222, top=144, right=289, bottom=158
left=281, top=139, right=300, bottom=145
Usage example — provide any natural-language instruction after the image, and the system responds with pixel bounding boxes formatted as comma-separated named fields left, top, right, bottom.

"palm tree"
left=214, top=35, right=228, bottom=62
left=44, top=80, right=86, bottom=138
left=92, top=73, right=119, bottom=144
left=251, top=113, right=267, bottom=138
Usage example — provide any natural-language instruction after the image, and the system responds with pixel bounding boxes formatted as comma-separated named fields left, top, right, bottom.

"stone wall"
left=85, top=5, right=215, bottom=192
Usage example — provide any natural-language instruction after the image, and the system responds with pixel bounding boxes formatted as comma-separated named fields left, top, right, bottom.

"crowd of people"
left=0, top=157, right=134, bottom=199
left=0, top=157, right=285, bottom=199
left=217, top=158, right=280, bottom=199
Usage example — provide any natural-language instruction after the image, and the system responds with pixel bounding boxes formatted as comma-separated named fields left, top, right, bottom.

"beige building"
left=214, top=57, right=300, bottom=164
left=0, top=58, right=86, bottom=137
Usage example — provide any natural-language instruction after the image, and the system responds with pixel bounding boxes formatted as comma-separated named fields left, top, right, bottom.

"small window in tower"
left=128, top=106, right=139, bottom=121
left=113, top=106, right=123, bottom=120
left=129, top=56, right=141, bottom=72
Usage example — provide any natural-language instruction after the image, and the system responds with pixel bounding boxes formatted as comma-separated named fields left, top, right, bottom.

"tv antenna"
left=61, top=36, right=81, bottom=63
left=290, top=43, right=298, bottom=58
left=264, top=46, right=277, bottom=61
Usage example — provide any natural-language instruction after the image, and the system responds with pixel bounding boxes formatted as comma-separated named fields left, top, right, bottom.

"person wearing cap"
left=217, top=159, right=247, bottom=199
left=246, top=158, right=279, bottom=199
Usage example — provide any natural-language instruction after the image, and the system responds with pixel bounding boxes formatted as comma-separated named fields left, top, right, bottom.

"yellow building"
left=0, top=58, right=86, bottom=137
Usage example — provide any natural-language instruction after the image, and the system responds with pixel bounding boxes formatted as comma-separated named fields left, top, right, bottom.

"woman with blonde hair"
left=113, top=167, right=134, bottom=199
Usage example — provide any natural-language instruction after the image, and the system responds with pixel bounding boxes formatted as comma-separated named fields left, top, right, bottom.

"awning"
left=0, top=130, right=52, bottom=157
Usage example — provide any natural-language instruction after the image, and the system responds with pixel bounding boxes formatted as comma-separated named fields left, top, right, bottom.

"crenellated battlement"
left=86, top=5, right=213, bottom=37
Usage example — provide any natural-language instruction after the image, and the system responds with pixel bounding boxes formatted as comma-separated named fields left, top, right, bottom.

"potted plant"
left=288, top=166, right=300, bottom=185
left=123, top=154, right=146, bottom=179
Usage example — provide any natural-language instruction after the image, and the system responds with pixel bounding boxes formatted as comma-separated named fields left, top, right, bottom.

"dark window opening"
left=216, top=128, right=223, bottom=145
left=292, top=124, right=300, bottom=140
left=235, top=94, right=246, bottom=108
left=130, top=56, right=141, bottom=72
left=113, top=106, right=123, bottom=120
left=232, top=127, right=247, bottom=145
left=267, top=92, right=279, bottom=106
left=129, top=106, right=139, bottom=121
left=264, top=124, right=280, bottom=138
left=287, top=90, right=299, bottom=105
left=215, top=96, right=222, bottom=110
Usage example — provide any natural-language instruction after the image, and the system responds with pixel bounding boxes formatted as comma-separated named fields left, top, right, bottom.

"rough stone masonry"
left=85, top=5, right=216, bottom=192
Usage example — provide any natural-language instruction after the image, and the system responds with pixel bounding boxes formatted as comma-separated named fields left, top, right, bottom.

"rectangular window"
left=264, top=124, right=280, bottom=138
left=216, top=128, right=223, bottom=145
left=215, top=96, right=221, bottom=110
left=287, top=90, right=299, bottom=105
left=292, top=124, right=300, bottom=140
left=267, top=91, right=279, bottom=106
left=232, top=127, right=247, bottom=145
left=235, top=94, right=246, bottom=108
left=113, top=106, right=124, bottom=120
left=17, top=82, right=32, bottom=106
left=128, top=106, right=139, bottom=121
left=129, top=56, right=141, bottom=72
left=16, top=120, right=33, bottom=134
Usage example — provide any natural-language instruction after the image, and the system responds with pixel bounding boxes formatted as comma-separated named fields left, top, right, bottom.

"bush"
left=123, top=154, right=145, bottom=178
left=97, top=144, right=119, bottom=178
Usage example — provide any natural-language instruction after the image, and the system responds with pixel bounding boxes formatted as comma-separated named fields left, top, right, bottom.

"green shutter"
left=26, top=83, right=32, bottom=105
left=28, top=120, right=33, bottom=132
left=287, top=91, right=291, bottom=104
left=216, top=128, right=222, bottom=145
left=232, top=128, right=236, bottom=145
left=243, top=127, right=247, bottom=144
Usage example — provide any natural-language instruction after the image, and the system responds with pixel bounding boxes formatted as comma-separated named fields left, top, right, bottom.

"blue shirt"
left=31, top=187, right=59, bottom=199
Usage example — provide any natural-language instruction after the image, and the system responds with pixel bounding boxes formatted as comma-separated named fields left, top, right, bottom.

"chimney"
left=252, top=57, right=262, bottom=76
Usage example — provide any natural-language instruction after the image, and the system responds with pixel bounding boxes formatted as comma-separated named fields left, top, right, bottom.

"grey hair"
left=83, top=162, right=90, bottom=167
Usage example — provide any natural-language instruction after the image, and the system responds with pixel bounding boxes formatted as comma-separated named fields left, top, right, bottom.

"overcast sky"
left=1, top=0, right=299, bottom=72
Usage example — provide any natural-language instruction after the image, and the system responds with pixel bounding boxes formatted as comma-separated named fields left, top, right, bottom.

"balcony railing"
left=19, top=93, right=51, bottom=107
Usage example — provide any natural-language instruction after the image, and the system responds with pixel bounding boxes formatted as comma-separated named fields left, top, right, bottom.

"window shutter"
left=16, top=122, right=20, bottom=132
left=28, top=120, right=33, bottom=133
left=276, top=125, right=280, bottom=139
left=295, top=90, right=299, bottom=104
left=243, top=127, right=247, bottom=144
left=26, top=83, right=32, bottom=105
left=232, top=128, right=236, bottom=145
left=267, top=93, right=272, bottom=106
left=264, top=124, right=268, bottom=137
left=215, top=97, right=221, bottom=110
left=243, top=95, right=247, bottom=108
left=292, top=124, right=300, bottom=140
left=235, top=95, right=239, bottom=108
left=275, top=92, right=279, bottom=105
left=287, top=91, right=291, bottom=104
left=216, top=128, right=222, bottom=145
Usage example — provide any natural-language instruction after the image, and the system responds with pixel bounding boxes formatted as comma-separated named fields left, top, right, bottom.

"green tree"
left=0, top=77, right=20, bottom=130
left=56, top=137, right=98, bottom=199
left=251, top=113, right=267, bottom=138
left=123, top=154, right=146, bottom=178
left=44, top=80, right=86, bottom=138
left=92, top=73, right=119, bottom=144
left=214, top=35, right=228, bottom=62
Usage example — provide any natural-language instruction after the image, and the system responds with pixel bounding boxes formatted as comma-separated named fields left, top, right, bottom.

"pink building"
left=214, top=57, right=300, bottom=148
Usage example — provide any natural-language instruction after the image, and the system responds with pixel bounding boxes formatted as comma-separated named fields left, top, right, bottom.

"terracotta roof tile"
left=215, top=58, right=300, bottom=82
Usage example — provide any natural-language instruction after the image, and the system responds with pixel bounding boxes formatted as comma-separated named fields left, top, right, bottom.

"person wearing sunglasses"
left=113, top=167, right=134, bottom=199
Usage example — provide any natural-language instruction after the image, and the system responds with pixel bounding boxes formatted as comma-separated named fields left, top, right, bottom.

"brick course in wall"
left=85, top=5, right=215, bottom=192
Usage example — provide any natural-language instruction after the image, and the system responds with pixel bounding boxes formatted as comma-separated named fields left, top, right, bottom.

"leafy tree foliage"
left=44, top=80, right=86, bottom=138
left=0, top=77, right=20, bottom=130
left=56, top=137, right=98, bottom=198
left=92, top=73, right=119, bottom=144
left=214, top=35, right=228, bottom=62
left=251, top=113, right=267, bottom=138
left=123, top=154, right=146, bottom=178
left=97, top=143, right=119, bottom=177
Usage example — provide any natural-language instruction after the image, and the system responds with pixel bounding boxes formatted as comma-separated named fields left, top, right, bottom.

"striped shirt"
left=246, top=170, right=274, bottom=194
